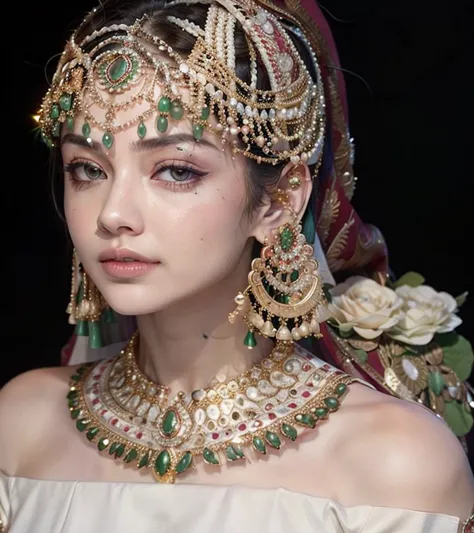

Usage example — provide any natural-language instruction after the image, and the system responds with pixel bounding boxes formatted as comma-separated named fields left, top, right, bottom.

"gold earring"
left=230, top=189, right=325, bottom=348
left=288, top=165, right=304, bottom=190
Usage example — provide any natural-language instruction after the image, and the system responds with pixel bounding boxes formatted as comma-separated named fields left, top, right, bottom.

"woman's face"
left=62, top=90, right=261, bottom=316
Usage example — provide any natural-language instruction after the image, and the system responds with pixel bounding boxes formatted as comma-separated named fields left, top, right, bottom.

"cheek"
left=64, top=185, right=99, bottom=253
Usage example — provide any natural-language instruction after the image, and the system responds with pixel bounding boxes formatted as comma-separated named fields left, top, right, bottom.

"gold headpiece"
left=38, top=0, right=326, bottom=165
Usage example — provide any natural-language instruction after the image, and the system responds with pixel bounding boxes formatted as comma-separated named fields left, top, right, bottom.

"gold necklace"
left=67, top=333, right=355, bottom=483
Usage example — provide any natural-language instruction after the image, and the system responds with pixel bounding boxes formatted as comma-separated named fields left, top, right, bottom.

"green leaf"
left=353, top=349, right=368, bottom=364
left=322, top=283, right=333, bottom=304
left=338, top=324, right=353, bottom=338
left=443, top=400, right=473, bottom=437
left=393, top=271, right=425, bottom=288
left=435, top=333, right=474, bottom=381
left=428, top=371, right=445, bottom=396
left=455, top=291, right=468, bottom=308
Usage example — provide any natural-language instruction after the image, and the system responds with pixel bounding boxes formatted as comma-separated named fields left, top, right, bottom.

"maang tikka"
left=230, top=188, right=325, bottom=348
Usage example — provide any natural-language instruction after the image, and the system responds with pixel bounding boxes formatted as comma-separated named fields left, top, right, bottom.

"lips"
left=98, top=248, right=159, bottom=263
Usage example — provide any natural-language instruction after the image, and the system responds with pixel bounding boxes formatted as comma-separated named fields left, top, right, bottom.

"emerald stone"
left=335, top=383, right=347, bottom=397
left=200, top=106, right=210, bottom=120
left=138, top=452, right=150, bottom=469
left=70, top=409, right=81, bottom=419
left=203, top=448, right=220, bottom=465
left=324, top=397, right=339, bottom=410
left=290, top=270, right=299, bottom=282
left=137, top=121, right=147, bottom=139
left=162, top=409, right=179, bottom=437
left=82, top=122, right=91, bottom=137
left=280, top=294, right=290, bottom=304
left=281, top=423, right=297, bottom=441
left=67, top=390, right=78, bottom=400
left=88, top=322, right=102, bottom=349
left=294, top=413, right=316, bottom=428
left=157, top=116, right=168, bottom=133
left=76, top=419, right=89, bottom=432
left=52, top=122, right=61, bottom=138
left=98, top=438, right=109, bottom=451
left=176, top=452, right=193, bottom=473
left=280, top=227, right=294, bottom=251
left=252, top=437, right=267, bottom=454
left=124, top=449, right=138, bottom=463
left=59, top=94, right=72, bottom=111
left=66, top=116, right=75, bottom=131
left=170, top=100, right=184, bottom=120
left=158, top=96, right=171, bottom=113
left=108, top=56, right=128, bottom=82
left=114, top=444, right=125, bottom=458
left=314, top=407, right=328, bottom=418
left=50, top=104, right=60, bottom=119
left=193, top=124, right=204, bottom=141
left=109, top=442, right=120, bottom=456
left=102, top=132, right=114, bottom=149
left=225, top=445, right=244, bottom=461
left=68, top=399, right=79, bottom=409
left=86, top=427, right=99, bottom=441
left=155, top=450, right=171, bottom=476
left=244, top=330, right=257, bottom=349
left=70, top=374, right=81, bottom=382
left=75, top=319, right=89, bottom=336
left=265, top=431, right=281, bottom=449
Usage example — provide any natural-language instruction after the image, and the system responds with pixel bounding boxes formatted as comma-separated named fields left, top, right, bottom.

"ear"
left=251, top=163, right=313, bottom=244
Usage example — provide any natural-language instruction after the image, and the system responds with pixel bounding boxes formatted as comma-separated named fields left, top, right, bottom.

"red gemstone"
left=265, top=403, right=274, bottom=411
left=288, top=403, right=297, bottom=409
left=302, top=391, right=311, bottom=398
left=100, top=409, right=107, bottom=415
left=92, top=399, right=100, bottom=405
left=238, top=423, right=247, bottom=431
left=212, top=432, right=219, bottom=440
left=303, top=364, right=311, bottom=371
left=93, top=375, right=100, bottom=381
left=124, top=426, right=130, bottom=433
left=268, top=413, right=277, bottom=420
left=111, top=418, right=118, bottom=426
left=136, top=432, right=143, bottom=439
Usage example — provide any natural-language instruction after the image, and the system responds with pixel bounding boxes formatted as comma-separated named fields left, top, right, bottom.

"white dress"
left=0, top=472, right=460, bottom=532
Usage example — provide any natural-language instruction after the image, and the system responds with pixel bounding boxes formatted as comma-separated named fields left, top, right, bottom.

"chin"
left=99, top=284, right=171, bottom=316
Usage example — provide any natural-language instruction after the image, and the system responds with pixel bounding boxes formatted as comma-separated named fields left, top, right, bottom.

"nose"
left=97, top=181, right=145, bottom=237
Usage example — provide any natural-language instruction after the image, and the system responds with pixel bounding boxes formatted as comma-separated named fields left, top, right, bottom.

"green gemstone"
left=294, top=413, right=316, bottom=428
left=157, top=115, right=168, bottom=133
left=76, top=419, right=89, bottom=432
left=88, top=321, right=102, bottom=349
left=137, top=121, right=147, bottom=139
left=52, top=121, right=61, bottom=138
left=60, top=94, right=72, bottom=111
left=314, top=407, right=328, bottom=418
left=280, top=294, right=290, bottom=304
left=335, top=383, right=347, bottom=397
left=70, top=409, right=81, bottom=419
left=103, top=308, right=116, bottom=323
left=109, top=56, right=128, bottom=82
left=176, top=452, right=193, bottom=474
left=265, top=431, right=281, bottom=449
left=109, top=442, right=120, bottom=456
left=158, top=96, right=171, bottom=113
left=244, top=330, right=257, bottom=349
left=324, top=397, right=339, bottom=410
left=50, top=104, right=60, bottom=119
left=155, top=450, right=171, bottom=476
left=124, top=449, right=138, bottom=463
left=193, top=124, right=204, bottom=141
left=86, top=427, right=100, bottom=441
left=67, top=390, right=78, bottom=400
left=82, top=122, right=91, bottom=137
left=280, top=227, right=294, bottom=252
left=114, top=444, right=125, bottom=458
left=162, top=409, right=179, bottom=437
left=252, top=437, right=267, bottom=454
left=98, top=438, right=109, bottom=451
left=102, top=132, right=114, bottom=149
left=225, top=444, right=244, bottom=461
left=138, top=452, right=150, bottom=469
left=281, top=423, right=298, bottom=441
left=66, top=116, right=75, bottom=131
left=200, top=106, right=210, bottom=120
left=203, top=448, right=220, bottom=465
left=170, top=100, right=184, bottom=120
left=70, top=374, right=81, bottom=382
left=68, top=399, right=79, bottom=409
left=290, top=270, right=299, bottom=282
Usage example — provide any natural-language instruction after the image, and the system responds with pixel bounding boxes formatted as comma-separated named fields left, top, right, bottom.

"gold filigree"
left=316, top=176, right=340, bottom=248
left=326, top=212, right=355, bottom=272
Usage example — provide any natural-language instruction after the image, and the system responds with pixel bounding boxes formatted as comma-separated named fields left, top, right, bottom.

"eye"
left=64, top=161, right=106, bottom=181
left=152, top=162, right=206, bottom=184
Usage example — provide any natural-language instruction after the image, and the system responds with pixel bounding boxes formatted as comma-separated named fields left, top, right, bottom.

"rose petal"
left=353, top=326, right=384, bottom=339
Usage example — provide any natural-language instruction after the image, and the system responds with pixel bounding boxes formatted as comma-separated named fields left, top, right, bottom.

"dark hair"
left=51, top=0, right=320, bottom=219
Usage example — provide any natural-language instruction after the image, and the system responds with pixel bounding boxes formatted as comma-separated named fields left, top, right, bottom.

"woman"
left=1, top=0, right=473, bottom=531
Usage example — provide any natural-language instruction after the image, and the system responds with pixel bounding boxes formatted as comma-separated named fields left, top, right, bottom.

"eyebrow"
left=61, top=132, right=220, bottom=154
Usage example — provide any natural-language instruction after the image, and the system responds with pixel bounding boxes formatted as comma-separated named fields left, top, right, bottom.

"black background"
left=5, top=0, right=473, bottom=455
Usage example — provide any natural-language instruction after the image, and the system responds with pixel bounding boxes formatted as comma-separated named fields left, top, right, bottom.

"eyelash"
left=63, top=158, right=207, bottom=191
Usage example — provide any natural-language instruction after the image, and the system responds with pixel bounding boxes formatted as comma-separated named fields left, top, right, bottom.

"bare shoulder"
left=0, top=365, right=77, bottom=475
left=326, top=382, right=474, bottom=519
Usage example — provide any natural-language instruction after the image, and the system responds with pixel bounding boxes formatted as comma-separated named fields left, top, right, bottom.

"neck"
left=135, top=257, right=274, bottom=397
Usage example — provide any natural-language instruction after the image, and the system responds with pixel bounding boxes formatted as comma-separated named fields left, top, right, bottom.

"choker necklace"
left=67, top=334, right=356, bottom=483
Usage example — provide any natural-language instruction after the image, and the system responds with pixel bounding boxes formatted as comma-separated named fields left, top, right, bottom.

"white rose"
left=387, top=285, right=462, bottom=345
left=328, top=276, right=404, bottom=340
